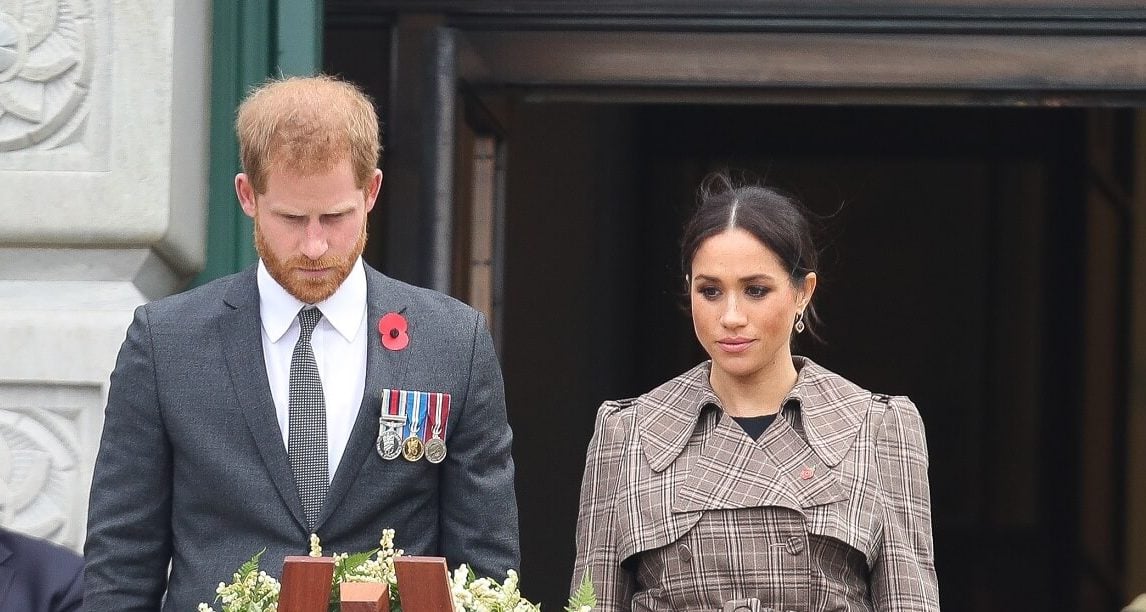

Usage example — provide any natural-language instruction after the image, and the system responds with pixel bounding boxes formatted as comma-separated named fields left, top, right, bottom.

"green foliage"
left=565, top=571, right=597, bottom=612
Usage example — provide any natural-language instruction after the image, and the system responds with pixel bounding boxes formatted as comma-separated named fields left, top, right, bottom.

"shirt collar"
left=257, top=258, right=367, bottom=343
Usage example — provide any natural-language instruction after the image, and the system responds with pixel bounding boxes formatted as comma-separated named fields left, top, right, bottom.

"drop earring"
left=794, top=311, right=806, bottom=334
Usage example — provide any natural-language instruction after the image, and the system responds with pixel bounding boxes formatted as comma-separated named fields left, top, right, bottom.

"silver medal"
left=425, top=437, right=447, bottom=464
left=376, top=424, right=403, bottom=460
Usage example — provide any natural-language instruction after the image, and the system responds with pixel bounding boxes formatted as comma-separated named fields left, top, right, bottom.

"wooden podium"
left=340, top=581, right=390, bottom=612
left=280, top=555, right=454, bottom=612
left=392, top=557, right=454, bottom=612
left=279, top=556, right=336, bottom=612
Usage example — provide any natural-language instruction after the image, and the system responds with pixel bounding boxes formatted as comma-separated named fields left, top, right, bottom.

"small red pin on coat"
left=378, top=312, right=409, bottom=351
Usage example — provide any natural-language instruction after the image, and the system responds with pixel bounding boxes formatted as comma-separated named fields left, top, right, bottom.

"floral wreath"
left=198, top=530, right=595, bottom=612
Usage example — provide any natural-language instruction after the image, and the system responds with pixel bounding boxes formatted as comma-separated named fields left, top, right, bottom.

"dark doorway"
left=501, top=103, right=1130, bottom=611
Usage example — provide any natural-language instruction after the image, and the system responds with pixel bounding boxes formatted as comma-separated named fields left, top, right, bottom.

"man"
left=84, top=76, right=519, bottom=611
left=0, top=527, right=83, bottom=612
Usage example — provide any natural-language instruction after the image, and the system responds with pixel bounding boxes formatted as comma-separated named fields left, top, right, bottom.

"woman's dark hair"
left=681, top=170, right=821, bottom=338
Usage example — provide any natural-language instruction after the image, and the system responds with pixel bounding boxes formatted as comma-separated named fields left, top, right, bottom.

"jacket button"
left=786, top=536, right=805, bottom=555
left=678, top=543, right=693, bottom=562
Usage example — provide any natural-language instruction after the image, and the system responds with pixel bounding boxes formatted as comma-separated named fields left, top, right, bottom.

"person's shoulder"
left=141, top=266, right=252, bottom=318
left=591, top=363, right=711, bottom=451
left=367, top=266, right=479, bottom=320
left=594, top=396, right=638, bottom=430
left=0, top=528, right=83, bottom=572
left=799, top=358, right=927, bottom=442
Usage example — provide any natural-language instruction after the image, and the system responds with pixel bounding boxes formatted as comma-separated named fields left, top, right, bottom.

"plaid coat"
left=572, top=358, right=939, bottom=612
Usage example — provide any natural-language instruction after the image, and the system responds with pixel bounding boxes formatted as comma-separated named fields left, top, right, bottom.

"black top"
left=732, top=413, right=778, bottom=440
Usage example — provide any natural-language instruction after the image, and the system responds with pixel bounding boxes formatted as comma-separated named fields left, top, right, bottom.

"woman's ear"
left=798, top=272, right=818, bottom=308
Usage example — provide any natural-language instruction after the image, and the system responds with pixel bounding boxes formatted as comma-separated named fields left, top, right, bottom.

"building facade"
left=2, top=2, right=1145, bottom=611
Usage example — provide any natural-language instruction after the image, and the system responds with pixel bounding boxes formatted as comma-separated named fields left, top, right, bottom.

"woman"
left=572, top=173, right=939, bottom=611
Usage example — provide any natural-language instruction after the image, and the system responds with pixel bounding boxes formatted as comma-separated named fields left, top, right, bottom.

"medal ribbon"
left=402, top=391, right=428, bottom=439
left=387, top=388, right=401, bottom=417
left=418, top=391, right=429, bottom=441
left=427, top=393, right=451, bottom=440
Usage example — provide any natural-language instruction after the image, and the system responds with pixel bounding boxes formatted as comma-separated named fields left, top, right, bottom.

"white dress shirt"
left=257, top=258, right=368, bottom=480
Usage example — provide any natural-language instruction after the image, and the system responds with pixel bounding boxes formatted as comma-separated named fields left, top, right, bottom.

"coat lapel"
left=639, top=359, right=860, bottom=516
left=318, top=267, right=410, bottom=528
left=672, top=412, right=846, bottom=515
left=219, top=268, right=308, bottom=531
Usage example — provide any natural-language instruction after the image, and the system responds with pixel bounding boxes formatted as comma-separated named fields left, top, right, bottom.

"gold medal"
left=402, top=435, right=425, bottom=462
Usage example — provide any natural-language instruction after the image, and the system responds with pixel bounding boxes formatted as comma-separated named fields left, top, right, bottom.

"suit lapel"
left=219, top=268, right=308, bottom=531
left=319, top=267, right=410, bottom=528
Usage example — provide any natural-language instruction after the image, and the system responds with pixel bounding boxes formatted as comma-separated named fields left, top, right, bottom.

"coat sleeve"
left=572, top=402, right=636, bottom=612
left=870, top=396, right=941, bottom=611
left=84, top=305, right=173, bottom=611
left=438, top=311, right=521, bottom=579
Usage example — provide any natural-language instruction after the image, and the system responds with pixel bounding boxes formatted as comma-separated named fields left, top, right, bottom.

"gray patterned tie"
left=288, top=307, right=328, bottom=530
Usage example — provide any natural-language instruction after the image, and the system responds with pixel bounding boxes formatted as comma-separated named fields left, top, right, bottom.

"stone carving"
left=0, top=401, right=80, bottom=545
left=0, top=0, right=92, bottom=152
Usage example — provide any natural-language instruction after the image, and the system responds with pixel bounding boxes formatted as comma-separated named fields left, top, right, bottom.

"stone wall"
left=0, top=0, right=210, bottom=550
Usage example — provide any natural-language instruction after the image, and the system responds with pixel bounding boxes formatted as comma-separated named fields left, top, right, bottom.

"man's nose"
left=300, top=219, right=328, bottom=260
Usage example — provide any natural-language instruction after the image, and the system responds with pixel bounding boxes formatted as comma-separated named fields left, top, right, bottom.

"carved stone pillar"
left=0, top=1, right=210, bottom=550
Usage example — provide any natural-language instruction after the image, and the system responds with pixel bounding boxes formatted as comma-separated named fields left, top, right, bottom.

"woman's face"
left=690, top=228, right=815, bottom=385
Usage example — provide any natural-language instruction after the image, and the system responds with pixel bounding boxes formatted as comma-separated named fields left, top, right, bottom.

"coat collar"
left=638, top=357, right=872, bottom=473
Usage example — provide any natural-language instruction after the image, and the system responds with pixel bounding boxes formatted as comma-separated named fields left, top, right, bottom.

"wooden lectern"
left=393, top=556, right=455, bottom=612
left=279, top=556, right=336, bottom=612
left=340, top=581, right=390, bottom=612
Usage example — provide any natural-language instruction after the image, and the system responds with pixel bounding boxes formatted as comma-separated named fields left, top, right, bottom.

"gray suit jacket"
left=84, top=264, right=519, bottom=611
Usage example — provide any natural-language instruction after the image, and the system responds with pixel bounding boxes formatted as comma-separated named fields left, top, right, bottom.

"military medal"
left=424, top=392, right=451, bottom=464
left=375, top=389, right=405, bottom=460
left=402, top=391, right=427, bottom=462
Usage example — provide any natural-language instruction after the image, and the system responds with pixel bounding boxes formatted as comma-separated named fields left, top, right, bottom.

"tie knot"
left=297, top=308, right=323, bottom=339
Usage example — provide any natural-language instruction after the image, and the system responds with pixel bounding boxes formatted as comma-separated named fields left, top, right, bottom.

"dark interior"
left=325, top=21, right=1133, bottom=607
left=498, top=103, right=1128, bottom=611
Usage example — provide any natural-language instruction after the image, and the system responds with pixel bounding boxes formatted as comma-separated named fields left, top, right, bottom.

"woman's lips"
left=717, top=338, right=755, bottom=353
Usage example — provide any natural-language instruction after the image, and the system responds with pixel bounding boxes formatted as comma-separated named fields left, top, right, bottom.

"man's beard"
left=255, top=219, right=367, bottom=304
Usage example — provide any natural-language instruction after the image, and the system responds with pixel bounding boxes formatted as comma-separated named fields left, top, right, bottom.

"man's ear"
left=235, top=173, right=257, bottom=219
left=364, top=169, right=383, bottom=213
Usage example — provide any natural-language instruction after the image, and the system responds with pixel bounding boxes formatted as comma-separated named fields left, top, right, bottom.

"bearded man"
left=84, top=76, right=519, bottom=611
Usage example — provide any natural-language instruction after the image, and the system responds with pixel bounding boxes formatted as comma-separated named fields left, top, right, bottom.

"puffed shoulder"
left=876, top=395, right=931, bottom=466
left=591, top=399, right=639, bottom=444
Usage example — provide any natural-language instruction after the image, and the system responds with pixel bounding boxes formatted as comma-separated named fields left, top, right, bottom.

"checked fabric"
left=288, top=307, right=328, bottom=530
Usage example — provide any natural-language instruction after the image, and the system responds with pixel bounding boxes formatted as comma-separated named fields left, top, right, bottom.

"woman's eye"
left=745, top=285, right=769, bottom=298
left=699, top=286, right=721, bottom=299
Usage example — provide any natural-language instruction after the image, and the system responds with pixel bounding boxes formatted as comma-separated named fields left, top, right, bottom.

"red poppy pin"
left=378, top=312, right=409, bottom=351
